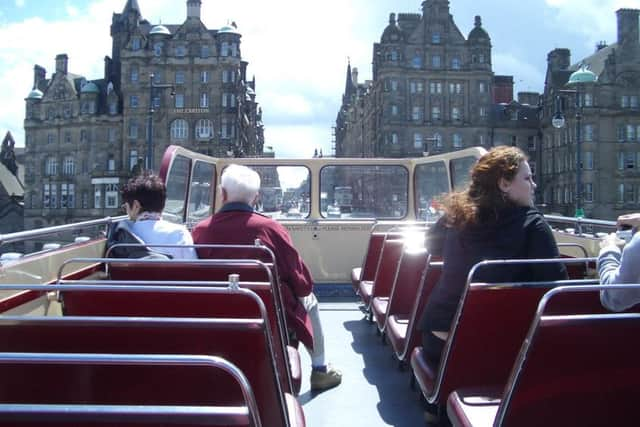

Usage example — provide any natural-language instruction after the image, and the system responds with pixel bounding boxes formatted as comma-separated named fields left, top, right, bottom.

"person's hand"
left=617, top=213, right=640, bottom=230
left=600, top=232, right=625, bottom=249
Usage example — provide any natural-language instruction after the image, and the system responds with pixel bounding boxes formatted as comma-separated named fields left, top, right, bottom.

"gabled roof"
left=569, top=43, right=617, bottom=78
left=0, top=162, right=23, bottom=198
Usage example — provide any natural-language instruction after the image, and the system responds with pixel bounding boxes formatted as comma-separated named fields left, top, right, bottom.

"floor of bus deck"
left=298, top=297, right=426, bottom=427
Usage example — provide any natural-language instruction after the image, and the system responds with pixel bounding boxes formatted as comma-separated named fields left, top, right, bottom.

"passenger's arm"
left=599, top=233, right=640, bottom=311
left=179, top=227, right=198, bottom=259
left=272, top=225, right=313, bottom=298
left=526, top=216, right=568, bottom=281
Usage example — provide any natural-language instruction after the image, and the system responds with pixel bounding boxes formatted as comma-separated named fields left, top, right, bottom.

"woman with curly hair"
left=420, top=146, right=567, bottom=370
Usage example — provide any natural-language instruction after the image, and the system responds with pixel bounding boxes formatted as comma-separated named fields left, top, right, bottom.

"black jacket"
left=421, top=206, right=568, bottom=333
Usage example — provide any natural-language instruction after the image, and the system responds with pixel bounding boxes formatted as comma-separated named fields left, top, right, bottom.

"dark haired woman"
left=420, top=146, right=567, bottom=370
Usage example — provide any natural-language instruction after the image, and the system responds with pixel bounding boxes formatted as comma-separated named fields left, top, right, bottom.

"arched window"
left=195, top=119, right=213, bottom=139
left=171, top=119, right=189, bottom=140
left=62, top=156, right=75, bottom=175
left=45, top=157, right=58, bottom=176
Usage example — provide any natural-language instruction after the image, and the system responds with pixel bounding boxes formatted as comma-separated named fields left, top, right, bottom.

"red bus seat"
left=0, top=353, right=257, bottom=427
left=0, top=289, right=305, bottom=427
left=386, top=260, right=441, bottom=363
left=411, top=277, right=599, bottom=406
left=358, top=239, right=404, bottom=310
left=60, top=271, right=299, bottom=397
left=351, top=232, right=386, bottom=293
left=372, top=247, right=429, bottom=334
left=448, top=286, right=640, bottom=426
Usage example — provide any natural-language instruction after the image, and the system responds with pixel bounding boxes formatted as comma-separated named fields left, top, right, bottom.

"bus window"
left=451, top=156, right=477, bottom=191
left=250, top=165, right=310, bottom=220
left=320, top=165, right=408, bottom=219
left=415, top=161, right=448, bottom=221
left=163, top=154, right=190, bottom=224
left=187, top=160, right=215, bottom=227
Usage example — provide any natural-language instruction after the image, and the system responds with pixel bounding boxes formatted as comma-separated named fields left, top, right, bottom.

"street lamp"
left=551, top=65, right=597, bottom=218
left=146, top=73, right=174, bottom=171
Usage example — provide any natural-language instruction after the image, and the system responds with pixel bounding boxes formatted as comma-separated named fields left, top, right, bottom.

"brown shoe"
left=310, top=364, right=342, bottom=390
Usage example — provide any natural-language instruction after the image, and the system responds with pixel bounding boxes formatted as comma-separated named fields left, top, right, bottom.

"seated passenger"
left=191, top=164, right=342, bottom=391
left=109, top=173, right=197, bottom=260
left=598, top=212, right=640, bottom=311
left=420, top=146, right=567, bottom=369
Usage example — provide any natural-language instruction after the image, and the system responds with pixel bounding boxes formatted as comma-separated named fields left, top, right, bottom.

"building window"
left=221, top=118, right=234, bottom=138
left=390, top=80, right=398, bottom=91
left=109, top=102, right=117, bottom=115
left=433, top=133, right=443, bottom=150
left=627, top=124, right=636, bottom=141
left=584, top=151, right=594, bottom=170
left=451, top=107, right=461, bottom=121
left=582, top=92, right=593, bottom=107
left=453, top=134, right=463, bottom=149
left=94, top=185, right=102, bottom=208
left=449, top=83, right=462, bottom=94
left=451, top=57, right=461, bottom=70
left=45, top=157, right=58, bottom=176
left=131, top=37, right=141, bottom=50
left=171, top=119, right=189, bottom=140
left=583, top=124, right=594, bottom=142
left=412, top=106, right=423, bottom=121
left=222, top=93, right=236, bottom=107
left=105, top=184, right=119, bottom=208
left=195, top=119, right=213, bottom=139
left=176, top=45, right=187, bottom=57
left=43, top=184, right=55, bottom=208
left=201, top=45, right=210, bottom=58
left=201, top=71, right=209, bottom=83
left=584, top=183, right=593, bottom=202
left=107, top=128, right=116, bottom=143
left=62, top=156, right=75, bottom=175
left=479, top=134, right=486, bottom=146
left=479, top=82, right=486, bottom=93
left=175, top=71, right=185, bottom=85
left=128, top=121, right=138, bottom=139
left=431, top=106, right=441, bottom=120
left=412, top=54, right=422, bottom=69
left=390, top=50, right=399, bottom=61
left=129, top=150, right=138, bottom=171
left=391, top=104, right=399, bottom=116
left=130, top=66, right=139, bottom=83
left=429, top=82, right=442, bottom=94
left=200, top=93, right=209, bottom=108
left=153, top=42, right=163, bottom=56
left=81, top=191, right=89, bottom=209
left=221, top=42, right=230, bottom=57
left=129, top=95, right=139, bottom=108
left=153, top=72, right=162, bottom=84
left=478, top=53, right=486, bottom=63
left=389, top=133, right=398, bottom=145
left=107, top=155, right=115, bottom=172
left=432, top=55, right=441, bottom=68
left=47, top=133, right=55, bottom=144
left=65, top=132, right=71, bottom=144
left=626, top=151, right=636, bottom=169
left=631, top=95, right=639, bottom=109
left=431, top=32, right=441, bottom=44
left=222, top=69, right=236, bottom=83
left=410, top=81, right=423, bottom=93
left=413, top=133, right=423, bottom=150
left=60, top=183, right=75, bottom=208
left=175, top=94, right=185, bottom=108
left=479, top=107, right=487, bottom=118
left=622, top=95, right=630, bottom=108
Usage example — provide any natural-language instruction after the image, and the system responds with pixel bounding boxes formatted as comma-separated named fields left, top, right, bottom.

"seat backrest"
left=61, top=280, right=293, bottom=396
left=0, top=311, right=290, bottom=427
left=385, top=248, right=430, bottom=319
left=0, top=353, right=255, bottom=427
left=359, top=232, right=386, bottom=282
left=433, top=278, right=601, bottom=404
left=399, top=260, right=442, bottom=360
left=498, top=312, right=640, bottom=427
left=368, top=239, right=404, bottom=306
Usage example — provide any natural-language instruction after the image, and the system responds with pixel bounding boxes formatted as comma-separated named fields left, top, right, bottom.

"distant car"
left=326, top=205, right=341, bottom=218
left=286, top=207, right=302, bottom=218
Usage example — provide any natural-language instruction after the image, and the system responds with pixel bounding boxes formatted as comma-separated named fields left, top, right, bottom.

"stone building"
left=335, top=0, right=541, bottom=165
left=23, top=0, right=264, bottom=229
left=539, top=9, right=640, bottom=220
left=0, top=132, right=24, bottom=246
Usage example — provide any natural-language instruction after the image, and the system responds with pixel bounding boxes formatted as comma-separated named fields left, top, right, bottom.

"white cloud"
left=493, top=53, right=546, bottom=95
left=15, top=0, right=25, bottom=7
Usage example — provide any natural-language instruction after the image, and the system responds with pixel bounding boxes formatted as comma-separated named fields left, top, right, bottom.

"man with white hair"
left=192, top=164, right=342, bottom=391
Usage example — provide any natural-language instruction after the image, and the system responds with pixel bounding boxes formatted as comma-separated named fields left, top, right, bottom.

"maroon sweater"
left=192, top=204, right=314, bottom=349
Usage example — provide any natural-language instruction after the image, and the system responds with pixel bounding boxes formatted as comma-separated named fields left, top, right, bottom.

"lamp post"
left=551, top=65, right=597, bottom=218
left=146, top=73, right=174, bottom=171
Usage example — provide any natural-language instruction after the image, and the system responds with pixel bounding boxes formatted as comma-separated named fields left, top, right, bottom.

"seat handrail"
left=497, top=283, right=640, bottom=426
left=556, top=242, right=589, bottom=258
left=105, top=242, right=277, bottom=261
left=0, top=351, right=261, bottom=427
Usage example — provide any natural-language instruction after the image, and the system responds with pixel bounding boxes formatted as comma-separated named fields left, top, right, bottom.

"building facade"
left=0, top=132, right=24, bottom=248
left=539, top=9, right=640, bottom=219
left=23, top=0, right=265, bottom=229
left=336, top=0, right=541, bottom=163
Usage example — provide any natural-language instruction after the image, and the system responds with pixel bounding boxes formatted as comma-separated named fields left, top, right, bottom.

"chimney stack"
left=187, top=0, right=201, bottom=20
left=55, top=54, right=68, bottom=75
left=547, top=48, right=571, bottom=71
left=33, top=65, right=46, bottom=89
left=616, top=9, right=639, bottom=50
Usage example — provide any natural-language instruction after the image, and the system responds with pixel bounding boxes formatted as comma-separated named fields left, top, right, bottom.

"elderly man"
left=192, top=164, right=342, bottom=391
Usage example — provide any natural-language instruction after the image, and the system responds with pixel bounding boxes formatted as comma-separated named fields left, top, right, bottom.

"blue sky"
left=0, top=0, right=638, bottom=158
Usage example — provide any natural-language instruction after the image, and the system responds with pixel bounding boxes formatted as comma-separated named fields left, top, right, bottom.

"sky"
left=0, top=0, right=639, bottom=158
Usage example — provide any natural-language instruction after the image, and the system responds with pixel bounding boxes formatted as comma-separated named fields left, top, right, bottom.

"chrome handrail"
left=0, top=215, right=127, bottom=248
